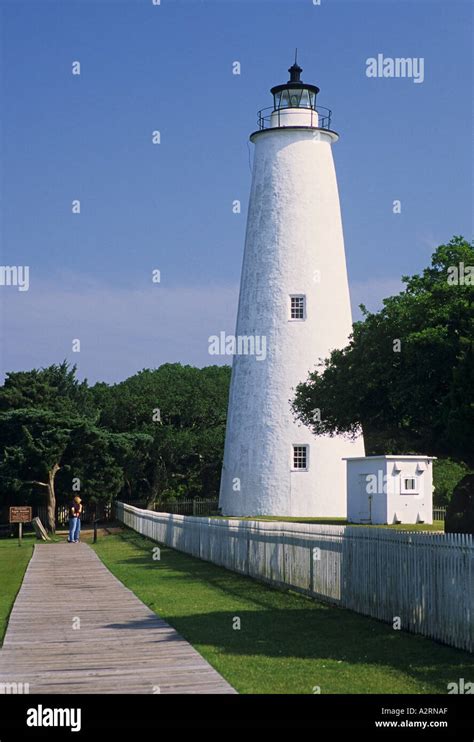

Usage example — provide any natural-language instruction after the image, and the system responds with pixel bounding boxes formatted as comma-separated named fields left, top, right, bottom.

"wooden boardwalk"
left=0, top=542, right=236, bottom=694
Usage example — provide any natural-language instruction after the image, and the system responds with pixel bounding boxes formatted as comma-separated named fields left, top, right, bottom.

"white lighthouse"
left=219, top=59, right=365, bottom=517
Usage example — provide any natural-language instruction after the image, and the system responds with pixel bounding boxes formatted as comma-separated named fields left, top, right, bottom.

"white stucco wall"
left=219, top=123, right=364, bottom=517
left=346, top=456, right=435, bottom=524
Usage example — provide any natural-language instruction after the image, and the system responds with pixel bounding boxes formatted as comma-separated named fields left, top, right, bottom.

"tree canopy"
left=292, top=236, right=474, bottom=467
left=0, top=362, right=231, bottom=529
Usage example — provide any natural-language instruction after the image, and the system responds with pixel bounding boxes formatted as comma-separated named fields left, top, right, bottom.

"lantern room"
left=254, top=55, right=333, bottom=133
left=270, top=60, right=320, bottom=111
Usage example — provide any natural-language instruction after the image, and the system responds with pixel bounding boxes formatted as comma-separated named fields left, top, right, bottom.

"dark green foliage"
left=0, top=409, right=74, bottom=503
left=0, top=361, right=231, bottom=523
left=89, top=364, right=231, bottom=501
left=445, top=474, right=474, bottom=534
left=433, top=459, right=472, bottom=507
left=293, top=237, right=474, bottom=465
left=59, top=424, right=153, bottom=505
left=0, top=361, right=95, bottom=419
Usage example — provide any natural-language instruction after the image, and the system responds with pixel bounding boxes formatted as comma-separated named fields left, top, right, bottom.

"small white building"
left=345, top=455, right=435, bottom=525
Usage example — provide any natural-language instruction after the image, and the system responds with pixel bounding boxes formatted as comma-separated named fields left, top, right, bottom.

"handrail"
left=257, top=105, right=332, bottom=131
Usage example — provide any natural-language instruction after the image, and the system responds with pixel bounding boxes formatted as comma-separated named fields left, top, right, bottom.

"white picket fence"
left=116, top=502, right=473, bottom=653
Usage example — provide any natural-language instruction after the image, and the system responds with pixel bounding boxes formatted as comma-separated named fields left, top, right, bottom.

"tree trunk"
left=29, top=463, right=61, bottom=533
left=46, top=463, right=60, bottom=533
left=146, top=459, right=167, bottom=510
left=145, top=490, right=156, bottom=510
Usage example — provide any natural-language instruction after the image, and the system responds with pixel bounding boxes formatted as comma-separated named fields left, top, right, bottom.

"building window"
left=402, top=477, right=418, bottom=493
left=290, top=295, right=306, bottom=320
left=292, top=445, right=309, bottom=471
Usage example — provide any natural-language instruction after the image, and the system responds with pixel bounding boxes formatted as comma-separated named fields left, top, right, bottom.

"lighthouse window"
left=290, top=295, right=306, bottom=320
left=292, top=445, right=308, bottom=470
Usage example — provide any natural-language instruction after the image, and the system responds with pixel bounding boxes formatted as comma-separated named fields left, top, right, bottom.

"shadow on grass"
left=98, top=529, right=474, bottom=692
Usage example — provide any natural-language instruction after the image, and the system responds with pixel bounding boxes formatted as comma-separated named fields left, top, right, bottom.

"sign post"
left=9, top=506, right=32, bottom=547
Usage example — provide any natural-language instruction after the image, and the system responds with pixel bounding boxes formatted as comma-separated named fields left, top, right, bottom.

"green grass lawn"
left=210, top=515, right=444, bottom=531
left=0, top=534, right=34, bottom=644
left=92, top=527, right=472, bottom=694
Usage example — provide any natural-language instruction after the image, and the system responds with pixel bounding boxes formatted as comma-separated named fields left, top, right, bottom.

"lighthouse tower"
left=219, top=59, right=365, bottom=517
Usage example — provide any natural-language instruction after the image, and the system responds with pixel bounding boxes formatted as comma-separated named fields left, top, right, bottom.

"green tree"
left=0, top=361, right=231, bottom=525
left=292, top=237, right=474, bottom=465
left=433, top=459, right=472, bottom=507
left=91, top=364, right=231, bottom=503
left=0, top=362, right=98, bottom=530
left=60, top=424, right=153, bottom=509
left=0, top=410, right=81, bottom=532
left=0, top=361, right=95, bottom=418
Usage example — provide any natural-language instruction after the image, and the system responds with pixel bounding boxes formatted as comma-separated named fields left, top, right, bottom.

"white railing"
left=116, top=502, right=473, bottom=653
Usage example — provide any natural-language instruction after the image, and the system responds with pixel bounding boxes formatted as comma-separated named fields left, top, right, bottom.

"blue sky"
left=0, top=0, right=472, bottom=383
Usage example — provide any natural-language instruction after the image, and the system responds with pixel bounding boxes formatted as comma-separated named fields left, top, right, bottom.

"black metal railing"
left=257, top=105, right=332, bottom=131
left=34, top=502, right=113, bottom=527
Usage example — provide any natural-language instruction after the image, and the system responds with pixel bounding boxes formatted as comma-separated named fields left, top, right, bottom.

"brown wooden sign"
left=9, top=506, right=32, bottom=523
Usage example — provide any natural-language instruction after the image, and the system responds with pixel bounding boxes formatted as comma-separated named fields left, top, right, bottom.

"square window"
left=402, top=477, right=418, bottom=493
left=290, top=295, right=305, bottom=320
left=292, top=445, right=308, bottom=470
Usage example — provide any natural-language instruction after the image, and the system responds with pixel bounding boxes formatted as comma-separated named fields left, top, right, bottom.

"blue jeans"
left=68, top=517, right=81, bottom=542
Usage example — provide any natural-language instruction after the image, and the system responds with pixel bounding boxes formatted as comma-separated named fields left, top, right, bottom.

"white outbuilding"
left=345, top=455, right=436, bottom=525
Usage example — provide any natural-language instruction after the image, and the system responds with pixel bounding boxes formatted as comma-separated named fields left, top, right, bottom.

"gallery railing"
left=257, top=105, right=332, bottom=131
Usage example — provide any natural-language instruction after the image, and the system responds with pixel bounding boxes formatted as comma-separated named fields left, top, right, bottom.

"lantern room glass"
left=273, top=87, right=316, bottom=111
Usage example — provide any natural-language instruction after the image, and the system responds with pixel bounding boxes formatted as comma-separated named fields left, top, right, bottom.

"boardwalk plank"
left=0, top=543, right=236, bottom=694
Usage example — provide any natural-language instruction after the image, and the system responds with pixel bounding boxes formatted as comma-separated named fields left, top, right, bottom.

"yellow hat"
left=74, top=496, right=82, bottom=503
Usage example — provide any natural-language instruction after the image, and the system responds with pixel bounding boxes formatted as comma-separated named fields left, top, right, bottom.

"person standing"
left=68, top=496, right=83, bottom=543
